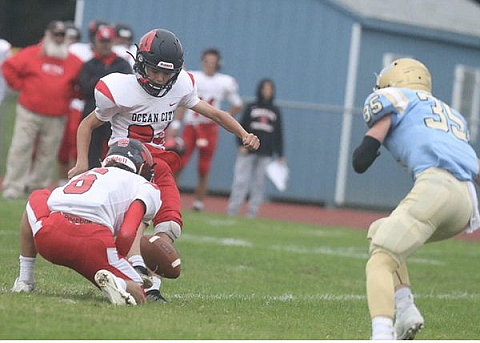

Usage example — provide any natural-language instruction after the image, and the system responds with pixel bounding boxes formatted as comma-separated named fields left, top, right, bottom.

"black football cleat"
left=146, top=289, right=168, bottom=303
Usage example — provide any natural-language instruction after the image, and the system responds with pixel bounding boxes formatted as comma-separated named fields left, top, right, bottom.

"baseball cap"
left=96, top=26, right=115, bottom=41
left=115, top=24, right=134, bottom=40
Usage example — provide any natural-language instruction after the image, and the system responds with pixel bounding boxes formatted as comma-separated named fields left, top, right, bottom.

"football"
left=140, top=235, right=181, bottom=278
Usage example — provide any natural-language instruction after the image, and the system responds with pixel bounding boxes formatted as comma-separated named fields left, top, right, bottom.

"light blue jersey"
left=363, top=87, right=479, bottom=181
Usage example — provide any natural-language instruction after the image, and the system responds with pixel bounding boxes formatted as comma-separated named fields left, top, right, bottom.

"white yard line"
left=2, top=286, right=479, bottom=302
left=207, top=219, right=239, bottom=227
left=168, top=292, right=480, bottom=302
left=182, top=233, right=444, bottom=266
left=181, top=234, right=253, bottom=247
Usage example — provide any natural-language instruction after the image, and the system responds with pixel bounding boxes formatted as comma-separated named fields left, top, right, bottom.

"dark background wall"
left=0, top=0, right=75, bottom=47
left=3, top=0, right=480, bottom=47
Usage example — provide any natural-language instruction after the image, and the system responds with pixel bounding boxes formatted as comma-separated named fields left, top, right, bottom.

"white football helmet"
left=375, top=58, right=432, bottom=93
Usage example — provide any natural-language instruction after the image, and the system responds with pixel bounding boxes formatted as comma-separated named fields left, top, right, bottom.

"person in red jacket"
left=1, top=20, right=83, bottom=200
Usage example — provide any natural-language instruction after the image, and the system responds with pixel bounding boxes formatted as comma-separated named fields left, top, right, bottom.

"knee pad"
left=153, top=220, right=182, bottom=242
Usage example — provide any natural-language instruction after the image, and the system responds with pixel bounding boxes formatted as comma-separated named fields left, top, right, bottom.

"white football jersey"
left=68, top=42, right=93, bottom=62
left=95, top=71, right=200, bottom=149
left=48, top=167, right=161, bottom=235
left=183, top=71, right=242, bottom=125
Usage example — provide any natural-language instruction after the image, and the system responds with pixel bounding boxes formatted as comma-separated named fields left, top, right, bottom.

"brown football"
left=140, top=235, right=181, bottom=278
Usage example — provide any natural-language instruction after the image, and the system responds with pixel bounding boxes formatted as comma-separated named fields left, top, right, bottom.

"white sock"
left=372, top=316, right=394, bottom=339
left=19, top=255, right=36, bottom=283
left=128, top=255, right=146, bottom=268
left=145, top=276, right=161, bottom=292
left=395, top=287, right=414, bottom=309
left=114, top=276, right=127, bottom=291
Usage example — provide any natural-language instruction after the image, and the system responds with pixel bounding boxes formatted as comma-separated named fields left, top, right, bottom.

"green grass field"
left=0, top=94, right=479, bottom=339
left=1, top=197, right=480, bottom=339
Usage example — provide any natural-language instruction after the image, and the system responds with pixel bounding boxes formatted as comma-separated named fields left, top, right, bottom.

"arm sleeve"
left=115, top=200, right=145, bottom=257
left=352, top=135, right=381, bottom=173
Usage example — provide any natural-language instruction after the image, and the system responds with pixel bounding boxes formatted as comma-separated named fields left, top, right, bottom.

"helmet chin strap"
left=153, top=72, right=179, bottom=97
left=139, top=71, right=179, bottom=97
left=126, top=49, right=136, bottom=62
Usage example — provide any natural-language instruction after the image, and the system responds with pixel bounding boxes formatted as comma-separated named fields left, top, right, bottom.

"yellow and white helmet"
left=375, top=58, right=432, bottom=93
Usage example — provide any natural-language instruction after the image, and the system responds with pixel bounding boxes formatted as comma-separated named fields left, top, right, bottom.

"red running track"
left=181, top=193, right=480, bottom=242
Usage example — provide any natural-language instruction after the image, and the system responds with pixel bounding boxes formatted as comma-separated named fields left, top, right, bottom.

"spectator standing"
left=69, top=19, right=109, bottom=63
left=1, top=21, right=83, bottom=199
left=78, top=25, right=132, bottom=169
left=227, top=78, right=285, bottom=218
left=173, top=48, right=242, bottom=211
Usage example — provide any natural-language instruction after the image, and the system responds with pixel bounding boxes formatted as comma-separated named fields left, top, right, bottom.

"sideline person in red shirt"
left=2, top=20, right=83, bottom=199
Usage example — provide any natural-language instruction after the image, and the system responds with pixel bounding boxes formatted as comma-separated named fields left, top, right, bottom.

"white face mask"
left=43, top=33, right=68, bottom=59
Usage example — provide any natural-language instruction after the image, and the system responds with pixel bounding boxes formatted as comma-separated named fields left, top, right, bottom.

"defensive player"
left=12, top=138, right=161, bottom=305
left=69, top=29, right=260, bottom=302
left=352, top=58, right=480, bottom=339
left=172, top=48, right=242, bottom=211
